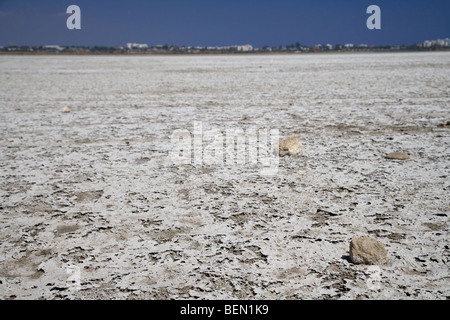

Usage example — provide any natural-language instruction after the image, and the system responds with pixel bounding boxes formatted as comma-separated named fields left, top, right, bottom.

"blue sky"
left=0, top=0, right=449, bottom=47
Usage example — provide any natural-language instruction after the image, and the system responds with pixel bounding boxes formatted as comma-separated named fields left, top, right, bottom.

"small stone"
left=55, top=224, right=79, bottom=235
left=446, top=120, right=450, bottom=126
left=62, top=107, right=70, bottom=113
left=385, top=152, right=409, bottom=160
left=349, top=236, right=389, bottom=265
left=279, top=137, right=303, bottom=156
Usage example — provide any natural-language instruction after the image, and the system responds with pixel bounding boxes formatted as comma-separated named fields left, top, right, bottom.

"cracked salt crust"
left=0, top=52, right=449, bottom=299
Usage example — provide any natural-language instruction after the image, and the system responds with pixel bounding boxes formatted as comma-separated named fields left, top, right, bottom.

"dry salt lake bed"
left=0, top=52, right=449, bottom=300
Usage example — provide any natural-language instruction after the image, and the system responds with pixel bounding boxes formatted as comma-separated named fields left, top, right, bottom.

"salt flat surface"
left=0, top=52, right=449, bottom=299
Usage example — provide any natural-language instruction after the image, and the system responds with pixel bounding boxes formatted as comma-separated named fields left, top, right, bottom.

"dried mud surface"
left=0, top=52, right=449, bottom=299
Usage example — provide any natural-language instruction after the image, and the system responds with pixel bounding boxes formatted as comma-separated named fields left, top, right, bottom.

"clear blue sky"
left=0, top=0, right=449, bottom=47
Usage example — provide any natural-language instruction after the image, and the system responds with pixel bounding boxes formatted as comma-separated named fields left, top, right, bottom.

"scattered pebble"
left=349, top=236, right=389, bottom=265
left=385, top=152, right=409, bottom=160
left=62, top=107, right=70, bottom=113
left=55, top=224, right=79, bottom=235
left=279, top=136, right=303, bottom=156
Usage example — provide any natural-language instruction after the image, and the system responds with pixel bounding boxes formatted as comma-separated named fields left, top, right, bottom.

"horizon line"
left=2, top=37, right=450, bottom=49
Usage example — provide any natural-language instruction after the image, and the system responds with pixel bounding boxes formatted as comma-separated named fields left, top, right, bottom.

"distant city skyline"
left=1, top=0, right=449, bottom=47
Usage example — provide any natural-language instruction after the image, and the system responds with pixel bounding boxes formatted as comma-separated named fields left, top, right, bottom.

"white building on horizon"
left=437, top=38, right=450, bottom=46
left=424, top=38, right=450, bottom=47
left=236, top=44, right=253, bottom=52
left=126, top=43, right=149, bottom=49
left=44, top=45, right=64, bottom=51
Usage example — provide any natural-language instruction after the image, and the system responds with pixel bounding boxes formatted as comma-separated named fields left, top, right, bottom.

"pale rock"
left=62, top=107, right=70, bottom=113
left=385, top=152, right=409, bottom=160
left=278, top=136, right=303, bottom=156
left=349, top=236, right=389, bottom=265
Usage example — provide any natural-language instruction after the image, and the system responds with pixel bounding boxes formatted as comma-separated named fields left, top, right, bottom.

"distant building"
left=423, top=38, right=450, bottom=47
left=344, top=43, right=354, bottom=48
left=236, top=44, right=253, bottom=52
left=126, top=43, right=148, bottom=49
left=439, top=38, right=450, bottom=47
left=44, top=45, right=64, bottom=52
left=201, top=44, right=253, bottom=52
